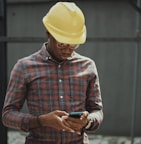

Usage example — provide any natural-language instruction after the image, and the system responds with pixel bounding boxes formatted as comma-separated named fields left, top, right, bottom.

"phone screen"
left=69, top=111, right=84, bottom=118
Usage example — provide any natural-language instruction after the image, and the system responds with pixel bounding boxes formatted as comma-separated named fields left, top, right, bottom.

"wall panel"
left=7, top=0, right=141, bottom=136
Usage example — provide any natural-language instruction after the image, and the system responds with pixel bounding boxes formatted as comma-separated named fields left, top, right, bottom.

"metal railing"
left=0, top=36, right=141, bottom=43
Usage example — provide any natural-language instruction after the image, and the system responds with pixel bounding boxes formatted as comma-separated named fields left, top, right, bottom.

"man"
left=2, top=2, right=103, bottom=144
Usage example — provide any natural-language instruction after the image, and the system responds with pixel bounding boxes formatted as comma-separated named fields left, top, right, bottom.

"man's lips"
left=61, top=54, right=71, bottom=58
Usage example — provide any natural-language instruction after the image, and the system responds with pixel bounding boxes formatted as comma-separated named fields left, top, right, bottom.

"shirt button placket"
left=58, top=64, right=64, bottom=110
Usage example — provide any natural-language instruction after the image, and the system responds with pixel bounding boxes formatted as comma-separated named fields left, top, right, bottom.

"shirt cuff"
left=20, top=114, right=32, bottom=132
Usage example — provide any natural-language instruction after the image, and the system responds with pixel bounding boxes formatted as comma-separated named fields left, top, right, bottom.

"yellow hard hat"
left=42, top=2, right=86, bottom=44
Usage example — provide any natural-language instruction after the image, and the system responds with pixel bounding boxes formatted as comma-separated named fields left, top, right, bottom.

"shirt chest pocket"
left=69, top=77, right=88, bottom=97
left=27, top=77, right=55, bottom=96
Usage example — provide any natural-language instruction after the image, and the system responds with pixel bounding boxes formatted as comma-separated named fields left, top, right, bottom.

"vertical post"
left=130, top=0, right=140, bottom=144
left=0, top=0, right=7, bottom=144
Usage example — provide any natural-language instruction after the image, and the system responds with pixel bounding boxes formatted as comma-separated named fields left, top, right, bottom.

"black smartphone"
left=69, top=111, right=84, bottom=118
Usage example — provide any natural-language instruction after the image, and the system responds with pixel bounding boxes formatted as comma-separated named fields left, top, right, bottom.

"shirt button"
left=59, top=79, right=62, bottom=83
left=58, top=65, right=61, bottom=68
left=60, top=96, right=63, bottom=99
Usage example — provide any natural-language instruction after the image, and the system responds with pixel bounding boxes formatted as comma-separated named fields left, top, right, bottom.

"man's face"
left=47, top=33, right=79, bottom=62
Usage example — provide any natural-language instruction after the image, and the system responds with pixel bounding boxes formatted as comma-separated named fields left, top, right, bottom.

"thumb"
left=55, top=110, right=69, bottom=117
left=80, top=111, right=89, bottom=119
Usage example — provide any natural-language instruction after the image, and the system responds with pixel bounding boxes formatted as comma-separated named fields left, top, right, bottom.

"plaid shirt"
left=2, top=43, right=103, bottom=144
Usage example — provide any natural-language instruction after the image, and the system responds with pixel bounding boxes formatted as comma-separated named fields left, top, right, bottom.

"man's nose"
left=62, top=47, right=73, bottom=53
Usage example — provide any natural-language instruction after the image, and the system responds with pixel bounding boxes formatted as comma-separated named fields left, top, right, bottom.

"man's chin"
left=60, top=56, right=69, bottom=60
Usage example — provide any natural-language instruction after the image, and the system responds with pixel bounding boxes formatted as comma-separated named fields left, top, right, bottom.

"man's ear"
left=46, top=31, right=50, bottom=37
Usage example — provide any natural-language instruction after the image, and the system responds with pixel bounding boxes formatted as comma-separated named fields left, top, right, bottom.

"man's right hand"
left=38, top=110, right=75, bottom=133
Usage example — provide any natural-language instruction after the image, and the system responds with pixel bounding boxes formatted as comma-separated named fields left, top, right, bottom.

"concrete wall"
left=7, top=0, right=141, bottom=136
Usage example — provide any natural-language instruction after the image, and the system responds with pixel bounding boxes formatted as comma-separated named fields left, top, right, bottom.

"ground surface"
left=8, top=130, right=141, bottom=144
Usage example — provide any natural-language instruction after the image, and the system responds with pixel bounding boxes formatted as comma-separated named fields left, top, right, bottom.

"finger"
left=67, top=116, right=81, bottom=122
left=61, top=123, right=81, bottom=135
left=62, top=124, right=75, bottom=133
left=74, top=130, right=81, bottom=135
left=67, top=117, right=88, bottom=130
left=80, top=111, right=89, bottom=120
left=61, top=116, right=75, bottom=133
left=62, top=118, right=81, bottom=133
left=83, top=111, right=89, bottom=116
left=66, top=120, right=82, bottom=131
left=62, top=116, right=70, bottom=127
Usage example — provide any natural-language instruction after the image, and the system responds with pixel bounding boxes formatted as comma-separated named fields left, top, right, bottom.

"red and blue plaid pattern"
left=2, top=44, right=103, bottom=144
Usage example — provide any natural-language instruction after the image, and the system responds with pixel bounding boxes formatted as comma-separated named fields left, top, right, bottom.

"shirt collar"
left=40, top=42, right=76, bottom=62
